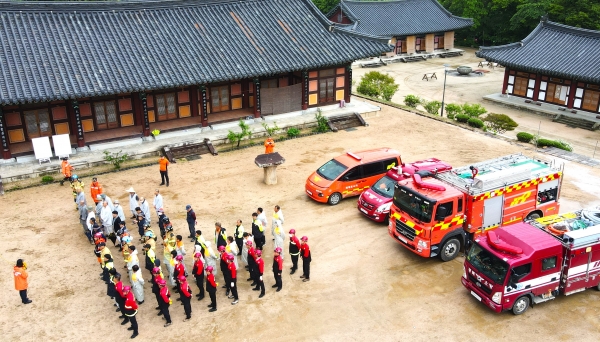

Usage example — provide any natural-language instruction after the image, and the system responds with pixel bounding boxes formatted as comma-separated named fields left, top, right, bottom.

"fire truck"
left=357, top=158, right=452, bottom=223
left=388, top=154, right=564, bottom=261
left=462, top=209, right=600, bottom=315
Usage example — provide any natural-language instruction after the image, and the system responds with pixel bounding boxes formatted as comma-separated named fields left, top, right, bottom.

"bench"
left=162, top=138, right=217, bottom=163
left=422, top=72, right=438, bottom=81
left=439, top=51, right=463, bottom=58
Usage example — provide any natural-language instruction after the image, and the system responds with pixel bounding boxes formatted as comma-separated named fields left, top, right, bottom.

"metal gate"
left=261, top=84, right=302, bottom=115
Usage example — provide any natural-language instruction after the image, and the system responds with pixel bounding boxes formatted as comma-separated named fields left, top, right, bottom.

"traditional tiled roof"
left=476, top=20, right=600, bottom=84
left=330, top=0, right=472, bottom=38
left=0, top=0, right=391, bottom=105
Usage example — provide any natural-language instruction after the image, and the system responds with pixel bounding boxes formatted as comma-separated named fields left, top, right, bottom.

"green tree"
left=483, top=113, right=518, bottom=134
left=356, top=71, right=399, bottom=101
left=312, top=0, right=339, bottom=14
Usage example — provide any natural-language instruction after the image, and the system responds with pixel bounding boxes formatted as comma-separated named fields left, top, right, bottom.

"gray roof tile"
left=476, top=20, right=600, bottom=84
left=331, top=0, right=472, bottom=38
left=0, top=0, right=392, bottom=105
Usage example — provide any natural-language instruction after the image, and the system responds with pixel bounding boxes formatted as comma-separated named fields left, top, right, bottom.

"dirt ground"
left=1, top=103, right=600, bottom=342
left=352, top=48, right=600, bottom=158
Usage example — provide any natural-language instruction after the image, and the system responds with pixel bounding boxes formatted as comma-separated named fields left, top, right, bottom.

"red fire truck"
left=462, top=209, right=600, bottom=314
left=388, top=154, right=564, bottom=261
left=357, top=158, right=452, bottom=223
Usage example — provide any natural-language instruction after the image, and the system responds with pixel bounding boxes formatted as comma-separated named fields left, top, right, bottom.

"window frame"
left=541, top=256, right=557, bottom=271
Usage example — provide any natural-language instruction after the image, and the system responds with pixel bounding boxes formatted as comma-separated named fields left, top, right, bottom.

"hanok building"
left=327, top=0, right=472, bottom=57
left=0, top=0, right=391, bottom=160
left=477, top=19, right=600, bottom=115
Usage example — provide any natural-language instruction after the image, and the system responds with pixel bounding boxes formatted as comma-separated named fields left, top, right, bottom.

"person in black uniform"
left=251, top=213, right=265, bottom=250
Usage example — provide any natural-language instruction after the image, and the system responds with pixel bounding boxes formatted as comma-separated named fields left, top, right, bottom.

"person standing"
left=60, top=157, right=74, bottom=186
left=85, top=205, right=96, bottom=244
left=272, top=205, right=284, bottom=238
left=70, top=176, right=84, bottom=211
left=252, top=250, right=265, bottom=298
left=300, top=236, right=311, bottom=282
left=218, top=246, right=230, bottom=296
left=122, top=286, right=139, bottom=339
left=246, top=240, right=256, bottom=284
left=130, top=265, right=145, bottom=305
left=175, top=235, right=186, bottom=257
left=257, top=208, right=268, bottom=234
left=227, top=253, right=239, bottom=305
left=159, top=156, right=170, bottom=187
left=178, top=275, right=193, bottom=322
left=241, top=233, right=251, bottom=268
left=139, top=197, right=151, bottom=224
left=90, top=177, right=103, bottom=205
left=186, top=205, right=196, bottom=241
left=151, top=267, right=164, bottom=313
left=143, top=244, right=157, bottom=275
left=251, top=213, right=265, bottom=251
left=234, top=220, right=244, bottom=252
left=114, top=200, right=126, bottom=222
left=203, top=240, right=218, bottom=277
left=192, top=252, right=205, bottom=301
left=206, top=266, right=217, bottom=312
left=14, top=259, right=32, bottom=304
left=153, top=189, right=163, bottom=217
left=273, top=220, right=286, bottom=259
left=214, top=222, right=227, bottom=250
left=288, top=229, right=300, bottom=275
left=101, top=194, right=114, bottom=211
left=127, top=187, right=138, bottom=219
left=226, top=236, right=239, bottom=271
left=158, top=280, right=172, bottom=327
left=112, top=210, right=123, bottom=238
left=79, top=198, right=91, bottom=243
left=100, top=201, right=114, bottom=237
left=272, top=247, right=283, bottom=291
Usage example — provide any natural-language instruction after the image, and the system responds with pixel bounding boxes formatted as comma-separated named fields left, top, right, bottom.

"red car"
left=357, top=158, right=452, bottom=223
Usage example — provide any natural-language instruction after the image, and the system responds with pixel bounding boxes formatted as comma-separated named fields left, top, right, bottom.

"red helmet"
left=206, top=266, right=214, bottom=272
left=158, top=279, right=166, bottom=286
left=152, top=267, right=161, bottom=273
left=178, top=275, right=186, bottom=281
left=227, top=253, right=235, bottom=261
left=123, top=286, right=131, bottom=292
left=274, top=247, right=282, bottom=253
left=194, top=252, right=201, bottom=258
left=289, top=229, right=296, bottom=234
left=301, top=236, right=308, bottom=242
left=175, top=255, right=183, bottom=261
left=246, top=240, right=253, bottom=246
left=94, top=232, right=103, bottom=238
left=256, top=250, right=262, bottom=257
left=218, top=245, right=225, bottom=252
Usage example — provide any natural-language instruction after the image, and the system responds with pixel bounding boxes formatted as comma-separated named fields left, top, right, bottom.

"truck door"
left=482, top=195, right=504, bottom=231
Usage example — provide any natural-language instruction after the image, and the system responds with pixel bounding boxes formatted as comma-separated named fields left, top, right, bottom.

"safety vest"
left=215, top=231, right=226, bottom=245
left=254, top=219, right=264, bottom=232
left=147, top=249, right=156, bottom=263
left=225, top=244, right=231, bottom=253
left=275, top=226, right=281, bottom=235
left=235, top=225, right=244, bottom=238
left=104, top=261, right=114, bottom=270
left=202, top=243, right=209, bottom=257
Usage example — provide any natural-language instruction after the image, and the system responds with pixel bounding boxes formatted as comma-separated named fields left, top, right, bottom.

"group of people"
left=48, top=161, right=312, bottom=339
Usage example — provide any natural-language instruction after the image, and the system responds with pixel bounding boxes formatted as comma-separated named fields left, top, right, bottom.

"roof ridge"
left=544, top=20, right=600, bottom=37
left=0, top=0, right=244, bottom=12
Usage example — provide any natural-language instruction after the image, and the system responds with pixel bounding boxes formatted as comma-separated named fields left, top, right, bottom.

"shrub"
left=455, top=114, right=470, bottom=123
left=314, top=109, right=330, bottom=133
left=103, top=150, right=129, bottom=169
left=357, top=71, right=399, bottom=101
left=227, top=119, right=253, bottom=148
left=536, top=138, right=573, bottom=151
left=404, top=94, right=421, bottom=108
left=41, top=175, right=54, bottom=184
left=423, top=100, right=442, bottom=115
left=444, top=103, right=462, bottom=119
left=287, top=127, right=300, bottom=138
left=483, top=113, right=518, bottom=134
left=261, top=121, right=279, bottom=136
left=462, top=103, right=487, bottom=117
left=516, top=132, right=534, bottom=143
left=467, top=117, right=484, bottom=128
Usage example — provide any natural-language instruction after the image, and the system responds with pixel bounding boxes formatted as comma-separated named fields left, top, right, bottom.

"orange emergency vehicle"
left=388, top=154, right=563, bottom=261
left=305, top=148, right=401, bottom=205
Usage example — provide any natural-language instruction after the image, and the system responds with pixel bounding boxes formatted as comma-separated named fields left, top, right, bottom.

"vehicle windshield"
left=467, top=243, right=509, bottom=284
left=371, top=176, right=396, bottom=198
left=316, top=159, right=348, bottom=181
left=393, top=186, right=434, bottom=223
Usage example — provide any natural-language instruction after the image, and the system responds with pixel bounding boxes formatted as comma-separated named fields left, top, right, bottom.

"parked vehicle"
left=462, top=209, right=600, bottom=314
left=305, top=148, right=401, bottom=205
left=357, top=158, right=452, bottom=223
left=388, top=153, right=564, bottom=261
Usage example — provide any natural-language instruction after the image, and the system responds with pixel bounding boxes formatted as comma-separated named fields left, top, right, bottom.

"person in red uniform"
left=227, top=253, right=239, bottom=305
left=218, top=245, right=231, bottom=296
left=192, top=252, right=205, bottom=301
left=173, top=255, right=185, bottom=294
left=300, top=236, right=311, bottom=282
left=178, top=275, right=193, bottom=321
left=158, top=280, right=172, bottom=327
left=247, top=241, right=257, bottom=286
left=151, top=267, right=164, bottom=313
left=288, top=229, right=300, bottom=275
left=206, top=266, right=217, bottom=312
left=122, top=286, right=139, bottom=339
left=116, top=273, right=128, bottom=322
left=272, top=247, right=283, bottom=291
left=252, top=250, right=265, bottom=298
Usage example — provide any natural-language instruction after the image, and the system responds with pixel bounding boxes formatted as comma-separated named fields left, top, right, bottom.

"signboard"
left=52, top=134, right=72, bottom=158
left=32, top=136, right=52, bottom=163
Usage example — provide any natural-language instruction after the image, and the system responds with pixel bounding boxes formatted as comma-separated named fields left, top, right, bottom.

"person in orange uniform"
left=178, top=275, right=193, bottom=322
left=264, top=137, right=275, bottom=154
left=272, top=247, right=283, bottom=291
left=206, top=266, right=217, bottom=312
left=14, top=259, right=32, bottom=304
left=252, top=250, right=265, bottom=298
left=90, top=177, right=103, bottom=205
left=122, top=286, right=139, bottom=339
left=158, top=279, right=172, bottom=327
left=158, top=156, right=170, bottom=187
left=300, top=236, right=311, bottom=282
left=60, top=157, right=74, bottom=185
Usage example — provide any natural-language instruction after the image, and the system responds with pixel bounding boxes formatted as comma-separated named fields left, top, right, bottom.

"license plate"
left=360, top=208, right=368, bottom=214
left=306, top=190, right=312, bottom=196
left=471, top=291, right=482, bottom=301
left=397, top=235, right=407, bottom=244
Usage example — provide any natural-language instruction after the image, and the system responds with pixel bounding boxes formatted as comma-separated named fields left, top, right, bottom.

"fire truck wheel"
left=526, top=212, right=541, bottom=220
left=440, top=238, right=460, bottom=261
left=512, top=296, right=530, bottom=315
left=328, top=192, right=342, bottom=205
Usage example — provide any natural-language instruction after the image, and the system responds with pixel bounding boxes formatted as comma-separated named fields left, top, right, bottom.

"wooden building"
left=477, top=19, right=600, bottom=114
left=0, top=0, right=391, bottom=160
left=327, top=0, right=472, bottom=56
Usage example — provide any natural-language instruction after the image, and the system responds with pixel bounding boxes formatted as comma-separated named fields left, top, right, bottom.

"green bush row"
left=516, top=132, right=534, bottom=143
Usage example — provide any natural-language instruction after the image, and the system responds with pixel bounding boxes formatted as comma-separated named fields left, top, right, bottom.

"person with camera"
left=14, top=259, right=32, bottom=304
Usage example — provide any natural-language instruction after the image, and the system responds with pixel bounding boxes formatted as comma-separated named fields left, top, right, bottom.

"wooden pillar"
left=70, top=100, right=86, bottom=147
left=0, top=108, right=11, bottom=159
left=532, top=74, right=542, bottom=101
left=302, top=71, right=308, bottom=110
left=242, top=80, right=249, bottom=109
left=199, top=85, right=208, bottom=127
left=345, top=64, right=352, bottom=103
left=139, top=92, right=150, bottom=137
left=190, top=85, right=199, bottom=118
left=444, top=31, right=454, bottom=49
left=502, top=68, right=510, bottom=94
left=425, top=34, right=434, bottom=53
left=567, top=80, right=577, bottom=109
left=253, top=78, right=261, bottom=118
left=406, top=36, right=416, bottom=54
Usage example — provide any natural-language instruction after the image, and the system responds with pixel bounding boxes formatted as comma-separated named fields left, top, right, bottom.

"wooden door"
left=210, top=86, right=230, bottom=113
left=582, top=90, right=600, bottom=112
left=24, top=109, right=51, bottom=139
left=415, top=38, right=423, bottom=52
left=545, top=84, right=566, bottom=105
left=319, top=78, right=335, bottom=103
left=513, top=77, right=528, bottom=97
left=395, top=40, right=403, bottom=54
left=94, top=101, right=118, bottom=130
left=155, top=93, right=177, bottom=121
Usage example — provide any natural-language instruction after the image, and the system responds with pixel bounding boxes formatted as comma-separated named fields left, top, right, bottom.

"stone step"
left=327, top=113, right=368, bottom=132
left=553, top=116, right=597, bottom=130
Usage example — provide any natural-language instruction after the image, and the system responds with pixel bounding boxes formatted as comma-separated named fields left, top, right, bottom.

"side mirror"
left=435, top=207, right=448, bottom=221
